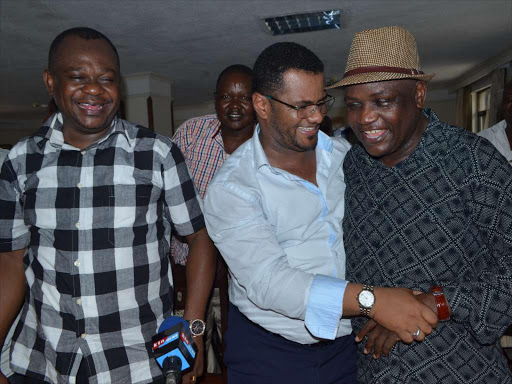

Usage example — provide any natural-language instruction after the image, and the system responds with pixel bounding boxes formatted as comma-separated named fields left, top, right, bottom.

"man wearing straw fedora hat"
left=332, top=26, right=512, bottom=383
left=204, top=41, right=440, bottom=383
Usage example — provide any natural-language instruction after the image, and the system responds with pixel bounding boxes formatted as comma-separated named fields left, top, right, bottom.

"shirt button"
left=75, top=222, right=80, bottom=229
left=77, top=183, right=82, bottom=189
left=74, top=260, right=80, bottom=267
left=76, top=298, right=82, bottom=305
left=81, top=333, right=87, bottom=339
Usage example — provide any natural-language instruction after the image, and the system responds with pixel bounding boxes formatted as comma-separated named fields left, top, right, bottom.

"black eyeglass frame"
left=264, top=94, right=335, bottom=118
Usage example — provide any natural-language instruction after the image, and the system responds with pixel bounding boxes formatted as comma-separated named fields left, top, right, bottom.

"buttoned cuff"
left=305, top=274, right=347, bottom=340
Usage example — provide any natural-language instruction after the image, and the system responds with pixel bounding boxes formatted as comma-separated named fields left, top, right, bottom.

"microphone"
left=152, top=316, right=197, bottom=384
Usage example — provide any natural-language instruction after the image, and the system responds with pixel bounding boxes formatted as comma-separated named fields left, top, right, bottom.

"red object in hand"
left=430, top=286, right=451, bottom=321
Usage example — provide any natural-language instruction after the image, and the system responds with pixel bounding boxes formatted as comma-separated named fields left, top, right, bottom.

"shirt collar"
left=252, top=123, right=334, bottom=170
left=210, top=117, right=223, bottom=140
left=36, top=112, right=130, bottom=149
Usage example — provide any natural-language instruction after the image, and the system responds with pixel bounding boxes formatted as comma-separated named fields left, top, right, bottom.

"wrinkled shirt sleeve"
left=0, top=155, right=30, bottom=252
left=204, top=182, right=346, bottom=339
left=443, top=141, right=512, bottom=344
left=305, top=275, right=347, bottom=339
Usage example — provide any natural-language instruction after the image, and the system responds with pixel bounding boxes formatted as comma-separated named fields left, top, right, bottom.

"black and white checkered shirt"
left=0, top=113, right=205, bottom=383
left=344, top=110, right=512, bottom=383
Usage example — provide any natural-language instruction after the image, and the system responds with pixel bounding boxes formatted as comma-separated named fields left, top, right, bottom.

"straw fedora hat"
left=327, top=26, right=434, bottom=88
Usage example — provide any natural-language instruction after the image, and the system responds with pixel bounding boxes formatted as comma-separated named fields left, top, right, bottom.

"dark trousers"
left=225, top=303, right=357, bottom=384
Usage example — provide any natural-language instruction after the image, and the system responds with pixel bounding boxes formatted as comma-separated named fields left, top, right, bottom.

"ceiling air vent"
left=264, top=10, right=341, bottom=35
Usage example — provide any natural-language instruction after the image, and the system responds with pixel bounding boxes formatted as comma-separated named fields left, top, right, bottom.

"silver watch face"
left=358, top=290, right=375, bottom=308
left=189, top=319, right=205, bottom=336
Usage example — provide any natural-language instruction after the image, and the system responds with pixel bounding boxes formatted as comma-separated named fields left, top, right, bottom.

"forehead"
left=344, top=80, right=412, bottom=98
left=279, top=69, right=325, bottom=100
left=53, top=35, right=118, bottom=71
left=217, top=72, right=252, bottom=90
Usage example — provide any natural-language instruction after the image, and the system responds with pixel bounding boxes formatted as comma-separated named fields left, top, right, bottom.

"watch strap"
left=430, top=285, right=450, bottom=321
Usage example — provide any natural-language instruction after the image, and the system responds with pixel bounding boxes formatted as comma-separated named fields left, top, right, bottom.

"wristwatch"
left=357, top=285, right=375, bottom=317
left=187, top=319, right=206, bottom=337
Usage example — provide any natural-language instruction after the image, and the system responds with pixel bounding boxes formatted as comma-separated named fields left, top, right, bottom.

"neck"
left=381, top=114, right=428, bottom=168
left=220, top=123, right=255, bottom=154
left=259, top=130, right=318, bottom=185
left=62, top=124, right=111, bottom=150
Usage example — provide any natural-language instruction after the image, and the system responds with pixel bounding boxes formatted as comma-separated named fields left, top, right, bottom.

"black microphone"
left=152, top=316, right=197, bottom=384
left=162, top=355, right=182, bottom=384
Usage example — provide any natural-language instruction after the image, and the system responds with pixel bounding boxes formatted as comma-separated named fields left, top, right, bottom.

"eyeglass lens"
left=297, top=98, right=334, bottom=118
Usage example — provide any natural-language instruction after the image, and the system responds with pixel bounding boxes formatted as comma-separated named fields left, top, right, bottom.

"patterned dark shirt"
left=0, top=113, right=205, bottom=383
left=344, top=110, right=512, bottom=383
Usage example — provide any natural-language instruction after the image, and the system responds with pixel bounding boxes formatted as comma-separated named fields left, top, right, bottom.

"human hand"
left=182, top=335, right=204, bottom=384
left=371, top=287, right=438, bottom=343
left=0, top=372, right=8, bottom=384
left=414, top=292, right=439, bottom=316
left=355, top=319, right=400, bottom=359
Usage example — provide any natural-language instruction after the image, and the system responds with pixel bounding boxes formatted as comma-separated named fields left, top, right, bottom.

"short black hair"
left=48, top=27, right=119, bottom=73
left=253, top=42, right=324, bottom=96
left=216, top=64, right=253, bottom=91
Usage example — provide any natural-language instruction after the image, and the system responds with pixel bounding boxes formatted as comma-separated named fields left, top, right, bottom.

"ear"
left=43, top=70, right=55, bottom=97
left=252, top=92, right=271, bottom=122
left=414, top=81, right=427, bottom=109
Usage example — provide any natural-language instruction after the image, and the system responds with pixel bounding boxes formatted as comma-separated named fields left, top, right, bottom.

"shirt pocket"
left=107, top=182, right=160, bottom=247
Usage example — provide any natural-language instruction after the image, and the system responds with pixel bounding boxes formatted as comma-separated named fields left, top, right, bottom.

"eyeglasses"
left=264, top=94, right=335, bottom=119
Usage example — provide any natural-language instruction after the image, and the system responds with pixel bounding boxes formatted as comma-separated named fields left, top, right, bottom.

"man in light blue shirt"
left=203, top=42, right=438, bottom=383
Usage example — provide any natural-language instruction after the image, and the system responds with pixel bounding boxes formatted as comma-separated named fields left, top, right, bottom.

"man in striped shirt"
left=171, top=64, right=255, bottom=372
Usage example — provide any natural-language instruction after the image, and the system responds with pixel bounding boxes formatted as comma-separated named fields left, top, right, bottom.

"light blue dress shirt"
left=203, top=127, right=352, bottom=344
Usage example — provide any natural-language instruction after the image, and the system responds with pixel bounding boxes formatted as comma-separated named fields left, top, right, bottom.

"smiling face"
left=344, top=79, right=427, bottom=167
left=261, top=69, right=326, bottom=153
left=215, top=72, right=254, bottom=132
left=43, top=35, right=120, bottom=145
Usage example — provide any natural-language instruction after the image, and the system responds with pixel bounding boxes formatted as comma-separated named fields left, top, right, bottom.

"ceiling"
left=1, top=0, right=511, bottom=116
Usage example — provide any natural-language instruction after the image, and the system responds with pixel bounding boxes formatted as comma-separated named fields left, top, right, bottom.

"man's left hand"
left=357, top=291, right=440, bottom=359
left=356, top=319, right=400, bottom=359
left=182, top=335, right=204, bottom=384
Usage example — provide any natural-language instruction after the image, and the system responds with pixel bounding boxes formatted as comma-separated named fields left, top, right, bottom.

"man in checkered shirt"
left=0, top=27, right=216, bottom=384
left=171, top=64, right=256, bottom=374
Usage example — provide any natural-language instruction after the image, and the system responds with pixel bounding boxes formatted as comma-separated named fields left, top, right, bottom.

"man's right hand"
left=370, top=287, right=438, bottom=343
